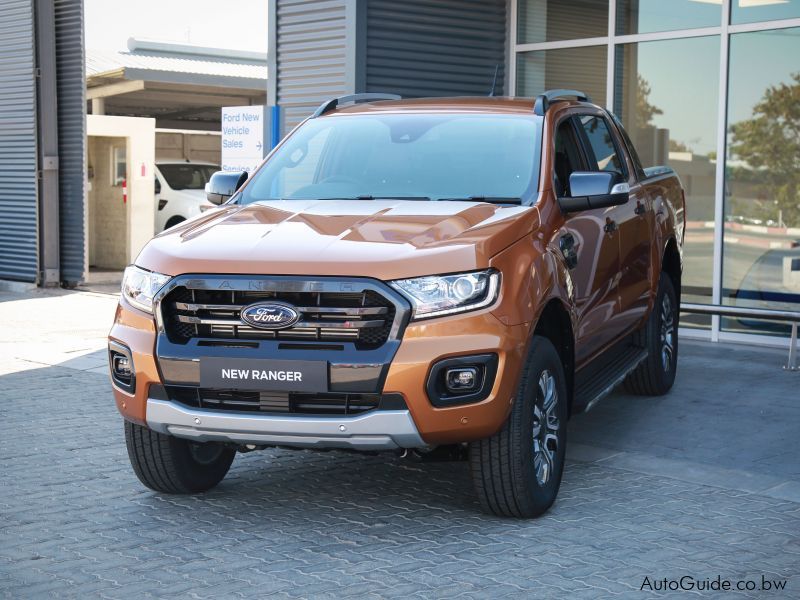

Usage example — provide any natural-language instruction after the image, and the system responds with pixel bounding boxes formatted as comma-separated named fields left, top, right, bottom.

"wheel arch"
left=661, top=236, right=682, bottom=305
left=532, top=298, right=576, bottom=417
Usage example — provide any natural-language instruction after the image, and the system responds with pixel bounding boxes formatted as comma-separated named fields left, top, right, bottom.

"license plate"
left=199, top=357, right=328, bottom=392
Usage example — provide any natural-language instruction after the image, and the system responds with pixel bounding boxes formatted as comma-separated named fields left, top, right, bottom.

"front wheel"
left=469, top=336, right=568, bottom=518
left=124, top=421, right=235, bottom=493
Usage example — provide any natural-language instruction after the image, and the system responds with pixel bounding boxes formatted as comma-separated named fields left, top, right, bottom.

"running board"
left=574, top=343, right=648, bottom=413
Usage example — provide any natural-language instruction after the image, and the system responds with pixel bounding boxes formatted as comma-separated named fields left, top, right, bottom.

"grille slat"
left=162, top=283, right=396, bottom=348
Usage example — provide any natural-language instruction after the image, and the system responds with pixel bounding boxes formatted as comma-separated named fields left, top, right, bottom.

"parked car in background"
left=154, top=162, right=220, bottom=231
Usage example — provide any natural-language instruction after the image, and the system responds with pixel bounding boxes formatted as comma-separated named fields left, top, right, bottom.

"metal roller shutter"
left=365, top=0, right=507, bottom=98
left=54, top=0, right=86, bottom=285
left=0, top=0, right=39, bottom=282
left=275, top=0, right=350, bottom=131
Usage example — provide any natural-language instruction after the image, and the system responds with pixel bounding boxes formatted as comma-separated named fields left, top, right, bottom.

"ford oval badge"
left=240, top=302, right=300, bottom=330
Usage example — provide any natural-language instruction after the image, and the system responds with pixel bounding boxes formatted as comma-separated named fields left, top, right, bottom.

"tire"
left=624, top=273, right=679, bottom=396
left=469, top=336, right=568, bottom=518
left=124, top=421, right=235, bottom=494
left=163, top=216, right=185, bottom=231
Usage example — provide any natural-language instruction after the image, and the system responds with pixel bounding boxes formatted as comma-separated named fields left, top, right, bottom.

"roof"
left=87, top=38, right=267, bottom=89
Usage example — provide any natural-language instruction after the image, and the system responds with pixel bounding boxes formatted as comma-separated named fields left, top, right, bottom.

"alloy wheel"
left=660, top=294, right=675, bottom=373
left=532, top=369, right=560, bottom=486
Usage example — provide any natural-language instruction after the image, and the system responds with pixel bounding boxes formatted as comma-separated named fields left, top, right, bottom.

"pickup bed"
left=109, top=90, right=685, bottom=517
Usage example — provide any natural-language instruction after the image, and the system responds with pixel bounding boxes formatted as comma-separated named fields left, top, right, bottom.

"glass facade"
left=517, top=46, right=607, bottom=104
left=723, top=27, right=800, bottom=335
left=512, top=0, right=800, bottom=341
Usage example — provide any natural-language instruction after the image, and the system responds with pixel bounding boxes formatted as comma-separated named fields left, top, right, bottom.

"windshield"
left=158, top=164, right=218, bottom=190
left=239, top=113, right=542, bottom=204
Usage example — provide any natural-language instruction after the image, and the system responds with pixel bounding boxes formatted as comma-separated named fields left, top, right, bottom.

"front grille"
left=163, top=385, right=405, bottom=416
left=162, top=285, right=396, bottom=349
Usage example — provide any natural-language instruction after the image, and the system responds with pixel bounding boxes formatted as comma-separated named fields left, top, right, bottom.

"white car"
left=154, top=162, right=220, bottom=231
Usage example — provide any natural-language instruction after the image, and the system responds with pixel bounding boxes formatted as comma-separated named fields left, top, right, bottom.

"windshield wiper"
left=437, top=196, right=522, bottom=204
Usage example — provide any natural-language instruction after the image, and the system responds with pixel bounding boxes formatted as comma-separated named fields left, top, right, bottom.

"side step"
left=574, top=342, right=648, bottom=412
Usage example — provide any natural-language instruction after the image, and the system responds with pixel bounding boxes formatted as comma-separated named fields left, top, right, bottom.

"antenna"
left=488, top=64, right=500, bottom=97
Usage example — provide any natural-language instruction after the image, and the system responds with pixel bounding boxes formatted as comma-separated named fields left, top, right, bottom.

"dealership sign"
left=221, top=105, right=265, bottom=174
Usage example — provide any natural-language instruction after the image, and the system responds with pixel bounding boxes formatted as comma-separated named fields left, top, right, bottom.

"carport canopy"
left=86, top=38, right=267, bottom=130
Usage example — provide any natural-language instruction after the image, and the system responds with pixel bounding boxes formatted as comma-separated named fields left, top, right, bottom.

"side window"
left=577, top=115, right=625, bottom=176
left=553, top=118, right=585, bottom=197
left=610, top=113, right=645, bottom=180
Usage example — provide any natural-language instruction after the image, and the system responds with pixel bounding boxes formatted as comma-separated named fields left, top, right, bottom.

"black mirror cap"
left=205, top=171, right=248, bottom=205
left=558, top=191, right=628, bottom=213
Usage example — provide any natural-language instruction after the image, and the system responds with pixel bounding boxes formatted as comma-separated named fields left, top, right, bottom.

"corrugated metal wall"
left=365, top=0, right=507, bottom=97
left=274, top=0, right=351, bottom=130
left=54, top=0, right=86, bottom=284
left=0, top=0, right=39, bottom=282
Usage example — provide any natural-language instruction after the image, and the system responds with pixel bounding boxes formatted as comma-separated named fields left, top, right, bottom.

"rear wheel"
left=469, top=336, right=568, bottom=518
left=624, top=273, right=679, bottom=395
left=124, top=421, right=235, bottom=493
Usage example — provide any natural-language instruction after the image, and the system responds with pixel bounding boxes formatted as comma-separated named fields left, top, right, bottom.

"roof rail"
left=533, top=89, right=592, bottom=116
left=312, top=93, right=402, bottom=118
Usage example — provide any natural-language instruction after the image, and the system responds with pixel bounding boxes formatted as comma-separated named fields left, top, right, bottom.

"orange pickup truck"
left=109, top=90, right=685, bottom=517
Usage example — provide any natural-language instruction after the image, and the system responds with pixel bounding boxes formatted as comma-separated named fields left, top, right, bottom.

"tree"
left=635, top=74, right=663, bottom=130
left=729, top=73, right=800, bottom=226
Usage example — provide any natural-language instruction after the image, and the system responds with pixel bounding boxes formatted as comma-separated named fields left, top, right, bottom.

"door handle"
left=559, top=233, right=578, bottom=269
left=634, top=201, right=646, bottom=216
left=604, top=218, right=617, bottom=234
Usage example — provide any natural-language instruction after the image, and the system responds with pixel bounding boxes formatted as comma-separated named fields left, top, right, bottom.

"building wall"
left=364, top=0, right=507, bottom=97
left=155, top=130, right=222, bottom=165
left=87, top=136, right=128, bottom=269
left=270, top=0, right=353, bottom=131
left=0, top=0, right=39, bottom=282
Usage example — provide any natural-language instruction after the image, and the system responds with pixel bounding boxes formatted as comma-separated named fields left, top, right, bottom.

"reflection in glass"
left=723, top=27, right=800, bottom=335
left=517, top=0, right=608, bottom=44
left=616, top=0, right=720, bottom=35
left=516, top=45, right=607, bottom=106
left=615, top=36, right=720, bottom=328
left=732, top=0, right=800, bottom=25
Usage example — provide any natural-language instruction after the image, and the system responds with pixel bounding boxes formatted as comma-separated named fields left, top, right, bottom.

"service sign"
left=221, top=105, right=265, bottom=174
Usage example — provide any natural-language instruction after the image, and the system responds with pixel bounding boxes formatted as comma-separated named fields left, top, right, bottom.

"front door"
left=555, top=116, right=621, bottom=366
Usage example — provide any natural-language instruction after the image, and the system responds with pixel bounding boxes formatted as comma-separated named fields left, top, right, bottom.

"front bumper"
left=110, top=280, right=530, bottom=447
left=147, top=398, right=425, bottom=450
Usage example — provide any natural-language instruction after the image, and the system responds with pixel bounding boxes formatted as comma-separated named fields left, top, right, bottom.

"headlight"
left=390, top=270, right=500, bottom=320
left=121, top=266, right=171, bottom=313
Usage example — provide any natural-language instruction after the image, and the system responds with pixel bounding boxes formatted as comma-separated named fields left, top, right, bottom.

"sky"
left=84, top=0, right=268, bottom=53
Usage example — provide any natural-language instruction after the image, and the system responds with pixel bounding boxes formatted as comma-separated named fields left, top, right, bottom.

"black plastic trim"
left=108, top=341, right=135, bottom=394
left=312, top=93, right=401, bottom=118
left=426, top=354, right=498, bottom=408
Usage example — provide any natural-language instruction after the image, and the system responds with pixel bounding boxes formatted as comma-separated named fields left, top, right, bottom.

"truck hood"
left=137, top=200, right=539, bottom=280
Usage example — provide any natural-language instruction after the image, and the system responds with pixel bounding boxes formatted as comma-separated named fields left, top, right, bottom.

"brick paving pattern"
left=1, top=364, right=797, bottom=598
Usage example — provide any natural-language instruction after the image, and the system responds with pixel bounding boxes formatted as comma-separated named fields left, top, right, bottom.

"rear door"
left=556, top=115, right=621, bottom=366
left=575, top=114, right=653, bottom=338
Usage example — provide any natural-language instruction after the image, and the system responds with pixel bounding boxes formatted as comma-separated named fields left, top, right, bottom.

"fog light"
left=113, top=354, right=131, bottom=378
left=445, top=367, right=479, bottom=393
left=109, top=343, right=135, bottom=393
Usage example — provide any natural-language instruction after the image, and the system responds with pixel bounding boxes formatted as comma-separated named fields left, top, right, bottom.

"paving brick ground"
left=1, top=289, right=798, bottom=598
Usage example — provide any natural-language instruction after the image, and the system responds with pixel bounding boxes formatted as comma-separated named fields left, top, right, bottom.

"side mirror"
left=154, top=178, right=161, bottom=195
left=205, top=171, right=248, bottom=205
left=558, top=171, right=629, bottom=213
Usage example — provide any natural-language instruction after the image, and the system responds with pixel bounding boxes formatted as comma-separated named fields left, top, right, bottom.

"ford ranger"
left=109, top=90, right=685, bottom=518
